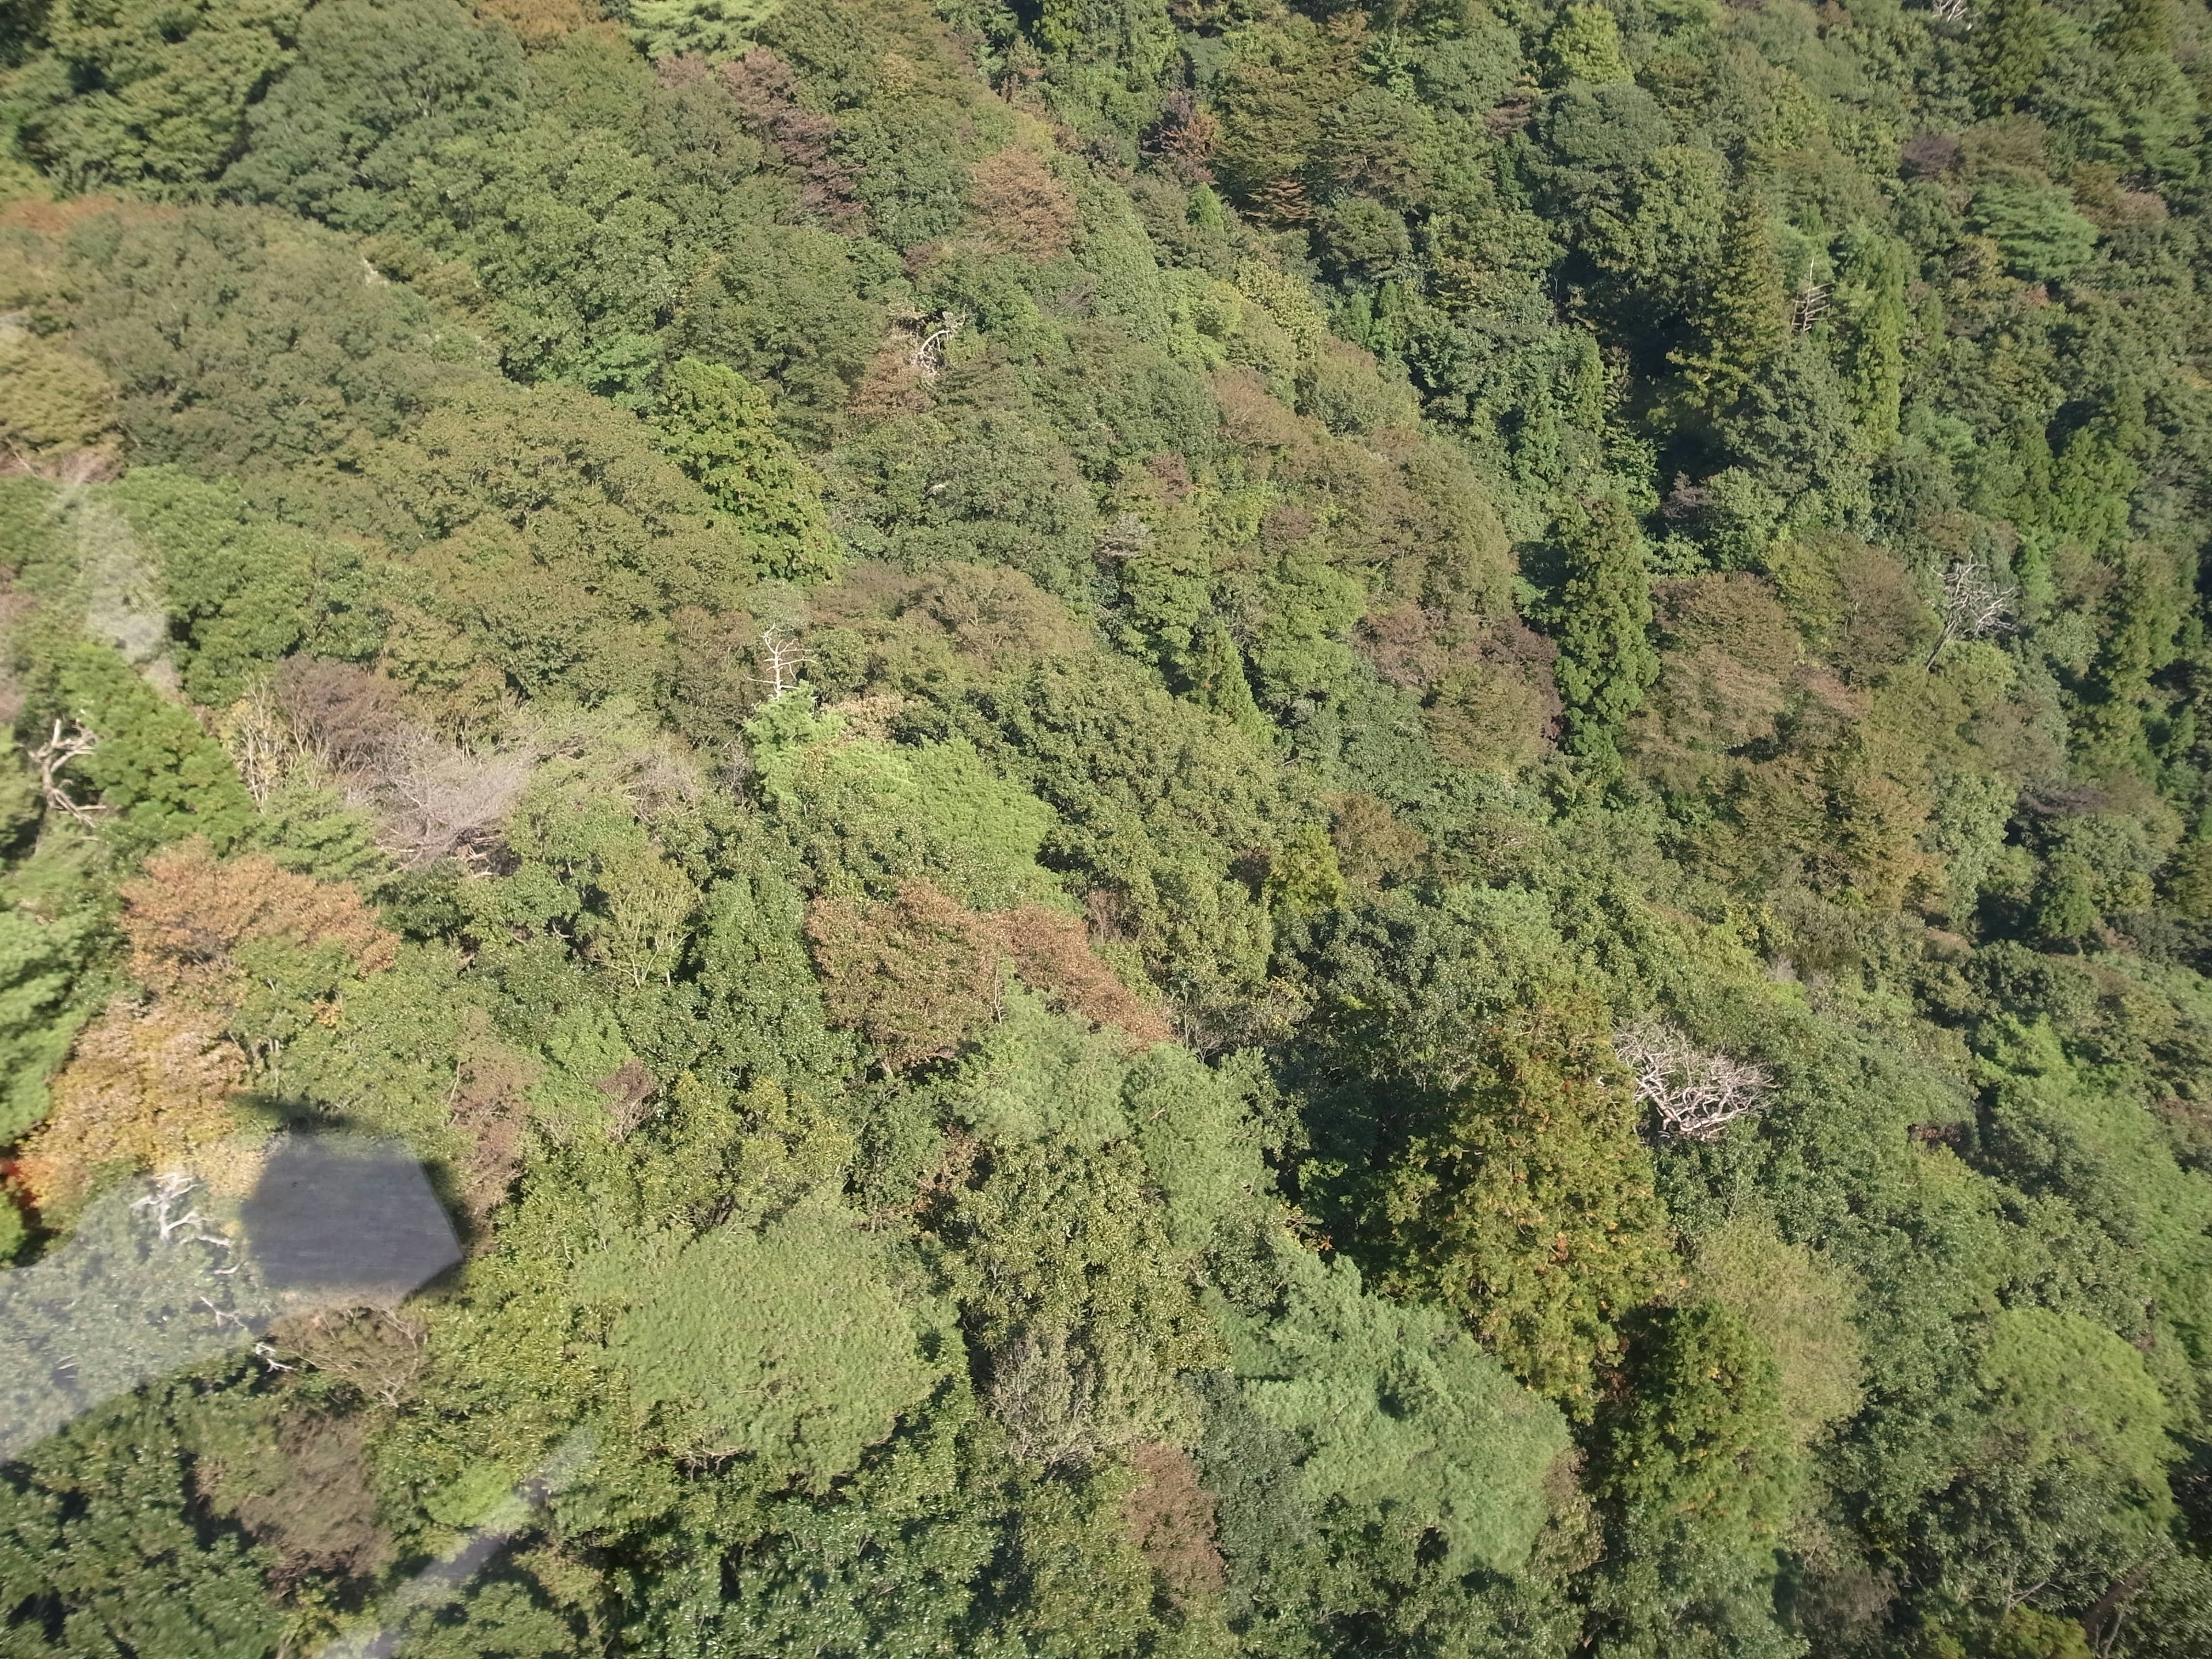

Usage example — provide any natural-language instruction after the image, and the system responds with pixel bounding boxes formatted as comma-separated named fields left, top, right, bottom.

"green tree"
left=1673, top=194, right=1791, bottom=415
left=370, top=379, right=759, bottom=710
left=1547, top=4, right=1634, bottom=85
left=19, top=636, right=257, bottom=851
left=1597, top=1305, right=1796, bottom=1537
left=221, top=0, right=527, bottom=233
left=1971, top=177, right=2099, bottom=282
left=63, top=209, right=485, bottom=475
left=965, top=654, right=1302, bottom=1016
left=1549, top=496, right=1659, bottom=770
left=0, top=1378, right=285, bottom=1658
left=1904, top=1308, right=2178, bottom=1618
left=1835, top=233, right=1909, bottom=452
left=655, top=358, right=840, bottom=582
left=1221, top=1242, right=1572, bottom=1577
left=620, top=0, right=779, bottom=59
left=1583, top=1302, right=1798, bottom=1659
left=1358, top=998, right=1672, bottom=1412
left=2, top=0, right=300, bottom=197
left=940, top=1133, right=1219, bottom=1466
left=596, top=1199, right=949, bottom=1485
left=107, top=468, right=378, bottom=706
left=1975, top=0, right=2055, bottom=114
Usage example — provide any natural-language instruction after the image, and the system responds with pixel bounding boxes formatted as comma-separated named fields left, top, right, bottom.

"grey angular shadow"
left=242, top=1137, right=463, bottom=1302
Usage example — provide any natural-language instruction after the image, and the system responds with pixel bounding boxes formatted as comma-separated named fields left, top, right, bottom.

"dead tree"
left=909, top=309, right=965, bottom=377
left=374, top=732, right=533, bottom=870
left=757, top=627, right=806, bottom=700
left=131, top=1169, right=234, bottom=1251
left=1793, top=281, right=1831, bottom=332
left=1614, top=1020, right=1772, bottom=1142
left=28, top=717, right=106, bottom=824
left=1927, top=558, right=2015, bottom=668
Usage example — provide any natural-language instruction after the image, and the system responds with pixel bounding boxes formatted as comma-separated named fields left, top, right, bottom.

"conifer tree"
left=1975, top=0, right=2054, bottom=113
left=654, top=357, right=842, bottom=584
left=1362, top=999, right=1672, bottom=1412
left=1673, top=193, right=1790, bottom=416
left=1837, top=235, right=1908, bottom=453
left=1549, top=496, right=1658, bottom=771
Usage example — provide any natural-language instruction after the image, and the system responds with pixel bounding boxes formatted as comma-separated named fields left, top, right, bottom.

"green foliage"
left=1970, top=177, right=2101, bottom=282
left=1673, top=194, right=1791, bottom=415
left=752, top=708, right=1060, bottom=908
left=1358, top=1000, right=1673, bottom=1411
left=598, top=1199, right=948, bottom=1484
left=1296, top=884, right=1675, bottom=1412
left=963, top=654, right=1305, bottom=1016
left=1975, top=0, right=2056, bottom=115
left=1124, top=1043, right=1269, bottom=1251
left=681, top=1400, right=996, bottom=1655
left=1221, top=1243, right=1571, bottom=1578
left=1548, top=497, right=1659, bottom=769
left=831, top=404, right=1102, bottom=603
left=1597, top=1304, right=1795, bottom=1539
left=1690, top=1217, right=1863, bottom=1451
left=1975, top=1307, right=2173, bottom=1516
left=62, top=207, right=487, bottom=474
left=957, top=989, right=1131, bottom=1151
left=1547, top=6, right=1634, bottom=86
left=615, top=0, right=781, bottom=61
left=0, top=836, right=111, bottom=1146
left=108, top=467, right=378, bottom=705
left=221, top=0, right=527, bottom=232
left=0, top=1377, right=286, bottom=1658
left=0, top=0, right=300, bottom=198
left=19, top=635, right=257, bottom=851
left=940, top=1131, right=1219, bottom=1464
left=371, top=378, right=759, bottom=710
left=3, top=0, right=2211, bottom=1650
left=655, top=358, right=840, bottom=582
left=1581, top=1303, right=1800, bottom=1659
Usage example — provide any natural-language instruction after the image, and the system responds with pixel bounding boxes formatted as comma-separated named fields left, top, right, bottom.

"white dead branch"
left=1927, top=558, right=2016, bottom=668
left=28, top=716, right=107, bottom=824
left=372, top=730, right=534, bottom=870
left=757, top=627, right=806, bottom=700
left=1615, top=1020, right=1772, bottom=1142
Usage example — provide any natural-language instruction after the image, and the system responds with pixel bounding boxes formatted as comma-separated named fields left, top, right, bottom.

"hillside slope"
left=1, top=0, right=2210, bottom=1654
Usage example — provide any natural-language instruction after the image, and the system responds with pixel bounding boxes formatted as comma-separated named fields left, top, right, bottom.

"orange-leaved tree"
left=16, top=842, right=396, bottom=1214
left=806, top=879, right=1171, bottom=1071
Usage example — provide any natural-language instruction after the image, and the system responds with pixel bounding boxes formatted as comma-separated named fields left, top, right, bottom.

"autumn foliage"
left=17, top=843, right=396, bottom=1213
left=14, top=1001, right=244, bottom=1213
left=120, top=840, right=396, bottom=1007
left=968, top=147, right=1080, bottom=260
left=807, top=880, right=1170, bottom=1070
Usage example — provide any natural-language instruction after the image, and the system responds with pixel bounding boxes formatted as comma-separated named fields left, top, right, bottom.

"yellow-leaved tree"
left=17, top=840, right=394, bottom=1214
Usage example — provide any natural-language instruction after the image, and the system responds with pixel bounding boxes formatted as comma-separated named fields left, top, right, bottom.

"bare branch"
left=26, top=716, right=108, bottom=825
left=219, top=685, right=309, bottom=809
left=1614, top=1020, right=1772, bottom=1142
left=130, top=1169, right=234, bottom=1249
left=1927, top=558, right=2016, bottom=668
left=756, top=627, right=806, bottom=701
left=1793, top=281, right=1830, bottom=332
left=366, top=731, right=533, bottom=871
left=908, top=309, right=966, bottom=377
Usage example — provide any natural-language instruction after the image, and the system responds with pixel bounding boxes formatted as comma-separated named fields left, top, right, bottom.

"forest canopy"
left=1, top=0, right=2211, bottom=1655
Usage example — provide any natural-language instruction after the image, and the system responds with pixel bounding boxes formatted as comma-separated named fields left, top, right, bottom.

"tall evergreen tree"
left=1974, top=0, right=2054, bottom=113
left=1672, top=192, right=1790, bottom=417
left=1548, top=496, right=1658, bottom=770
